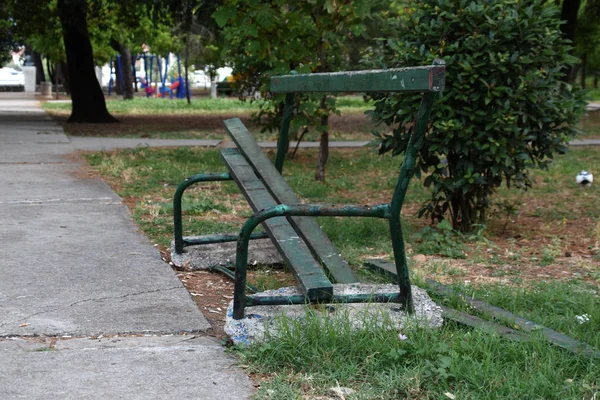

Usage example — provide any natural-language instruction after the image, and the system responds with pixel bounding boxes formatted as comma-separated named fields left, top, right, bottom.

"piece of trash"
left=19, top=323, right=29, bottom=327
left=575, top=314, right=590, bottom=324
left=444, top=393, right=456, bottom=399
left=208, top=309, right=220, bottom=314
left=398, top=333, right=408, bottom=341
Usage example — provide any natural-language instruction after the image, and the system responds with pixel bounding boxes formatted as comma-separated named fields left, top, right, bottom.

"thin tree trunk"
left=114, top=57, right=122, bottom=96
left=60, top=61, right=70, bottom=95
left=560, top=0, right=581, bottom=82
left=46, top=59, right=55, bottom=84
left=55, top=63, right=60, bottom=100
left=32, top=52, right=44, bottom=84
left=118, top=44, right=134, bottom=100
left=315, top=95, right=329, bottom=181
left=594, top=74, right=598, bottom=89
left=580, top=54, right=587, bottom=89
left=57, top=0, right=116, bottom=122
left=314, top=28, right=330, bottom=182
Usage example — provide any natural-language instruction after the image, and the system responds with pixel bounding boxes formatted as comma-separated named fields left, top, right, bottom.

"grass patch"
left=587, top=89, right=600, bottom=101
left=84, top=145, right=600, bottom=268
left=84, top=143, right=600, bottom=398
left=44, top=97, right=259, bottom=115
left=234, top=297, right=599, bottom=399
left=42, top=95, right=371, bottom=115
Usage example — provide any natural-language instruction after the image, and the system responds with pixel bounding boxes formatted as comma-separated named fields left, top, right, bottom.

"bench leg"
left=232, top=203, right=391, bottom=319
left=173, top=173, right=232, bottom=254
left=389, top=219, right=414, bottom=313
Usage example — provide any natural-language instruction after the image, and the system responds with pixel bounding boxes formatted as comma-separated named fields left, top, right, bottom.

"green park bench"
left=173, top=61, right=446, bottom=319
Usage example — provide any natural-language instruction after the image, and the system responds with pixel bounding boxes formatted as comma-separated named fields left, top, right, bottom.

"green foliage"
left=0, top=3, right=16, bottom=65
left=412, top=219, right=466, bottom=258
left=575, top=0, right=600, bottom=82
left=368, top=0, right=587, bottom=232
left=215, top=0, right=375, bottom=148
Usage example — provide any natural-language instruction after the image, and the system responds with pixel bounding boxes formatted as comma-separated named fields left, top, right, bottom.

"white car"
left=193, top=70, right=210, bottom=89
left=0, top=67, right=25, bottom=86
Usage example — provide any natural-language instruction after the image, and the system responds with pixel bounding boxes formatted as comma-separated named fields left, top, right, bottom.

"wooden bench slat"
left=270, top=66, right=445, bottom=93
left=223, top=118, right=359, bottom=284
left=220, top=148, right=333, bottom=301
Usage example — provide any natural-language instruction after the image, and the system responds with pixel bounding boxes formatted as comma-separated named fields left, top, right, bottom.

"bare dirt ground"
left=50, top=112, right=376, bottom=141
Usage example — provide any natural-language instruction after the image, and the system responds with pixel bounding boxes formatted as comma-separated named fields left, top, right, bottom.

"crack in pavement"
left=0, top=287, right=184, bottom=331
left=67, top=287, right=183, bottom=307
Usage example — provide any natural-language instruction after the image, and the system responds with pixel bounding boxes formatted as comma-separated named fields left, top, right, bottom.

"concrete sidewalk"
left=0, top=93, right=253, bottom=399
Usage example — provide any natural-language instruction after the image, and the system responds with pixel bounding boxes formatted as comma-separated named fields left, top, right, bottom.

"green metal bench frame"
left=173, top=61, right=445, bottom=319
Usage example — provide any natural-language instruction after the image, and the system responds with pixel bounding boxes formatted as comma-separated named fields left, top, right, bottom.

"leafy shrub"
left=412, top=219, right=466, bottom=258
left=368, top=0, right=586, bottom=232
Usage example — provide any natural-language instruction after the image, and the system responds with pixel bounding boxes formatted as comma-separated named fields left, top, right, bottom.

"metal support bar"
left=183, top=231, right=269, bottom=247
left=173, top=173, right=232, bottom=254
left=233, top=203, right=391, bottom=319
left=245, top=292, right=404, bottom=307
left=388, top=62, right=443, bottom=314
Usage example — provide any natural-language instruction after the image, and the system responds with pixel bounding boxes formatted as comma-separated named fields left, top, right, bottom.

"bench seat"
left=224, top=118, right=359, bottom=285
left=220, top=147, right=333, bottom=301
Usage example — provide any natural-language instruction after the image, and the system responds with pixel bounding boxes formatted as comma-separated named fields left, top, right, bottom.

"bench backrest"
left=268, top=61, right=445, bottom=218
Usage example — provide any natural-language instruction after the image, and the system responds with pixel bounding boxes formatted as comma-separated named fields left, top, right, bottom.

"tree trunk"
left=315, top=96, right=329, bottom=181
left=594, top=74, right=598, bottom=89
left=55, top=63, right=60, bottom=100
left=46, top=59, right=55, bottom=84
left=314, top=31, right=330, bottom=182
left=132, top=54, right=138, bottom=93
left=580, top=54, right=587, bottom=89
left=315, top=126, right=329, bottom=182
left=114, top=57, right=122, bottom=95
left=60, top=61, right=70, bottom=95
left=118, top=44, right=134, bottom=100
left=32, top=52, right=44, bottom=84
left=57, top=0, right=117, bottom=123
left=560, top=0, right=581, bottom=82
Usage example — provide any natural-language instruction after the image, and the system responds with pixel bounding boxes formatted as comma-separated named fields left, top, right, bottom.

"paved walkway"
left=0, top=93, right=253, bottom=399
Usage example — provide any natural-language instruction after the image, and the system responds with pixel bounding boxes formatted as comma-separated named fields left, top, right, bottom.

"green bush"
left=368, top=0, right=586, bottom=232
